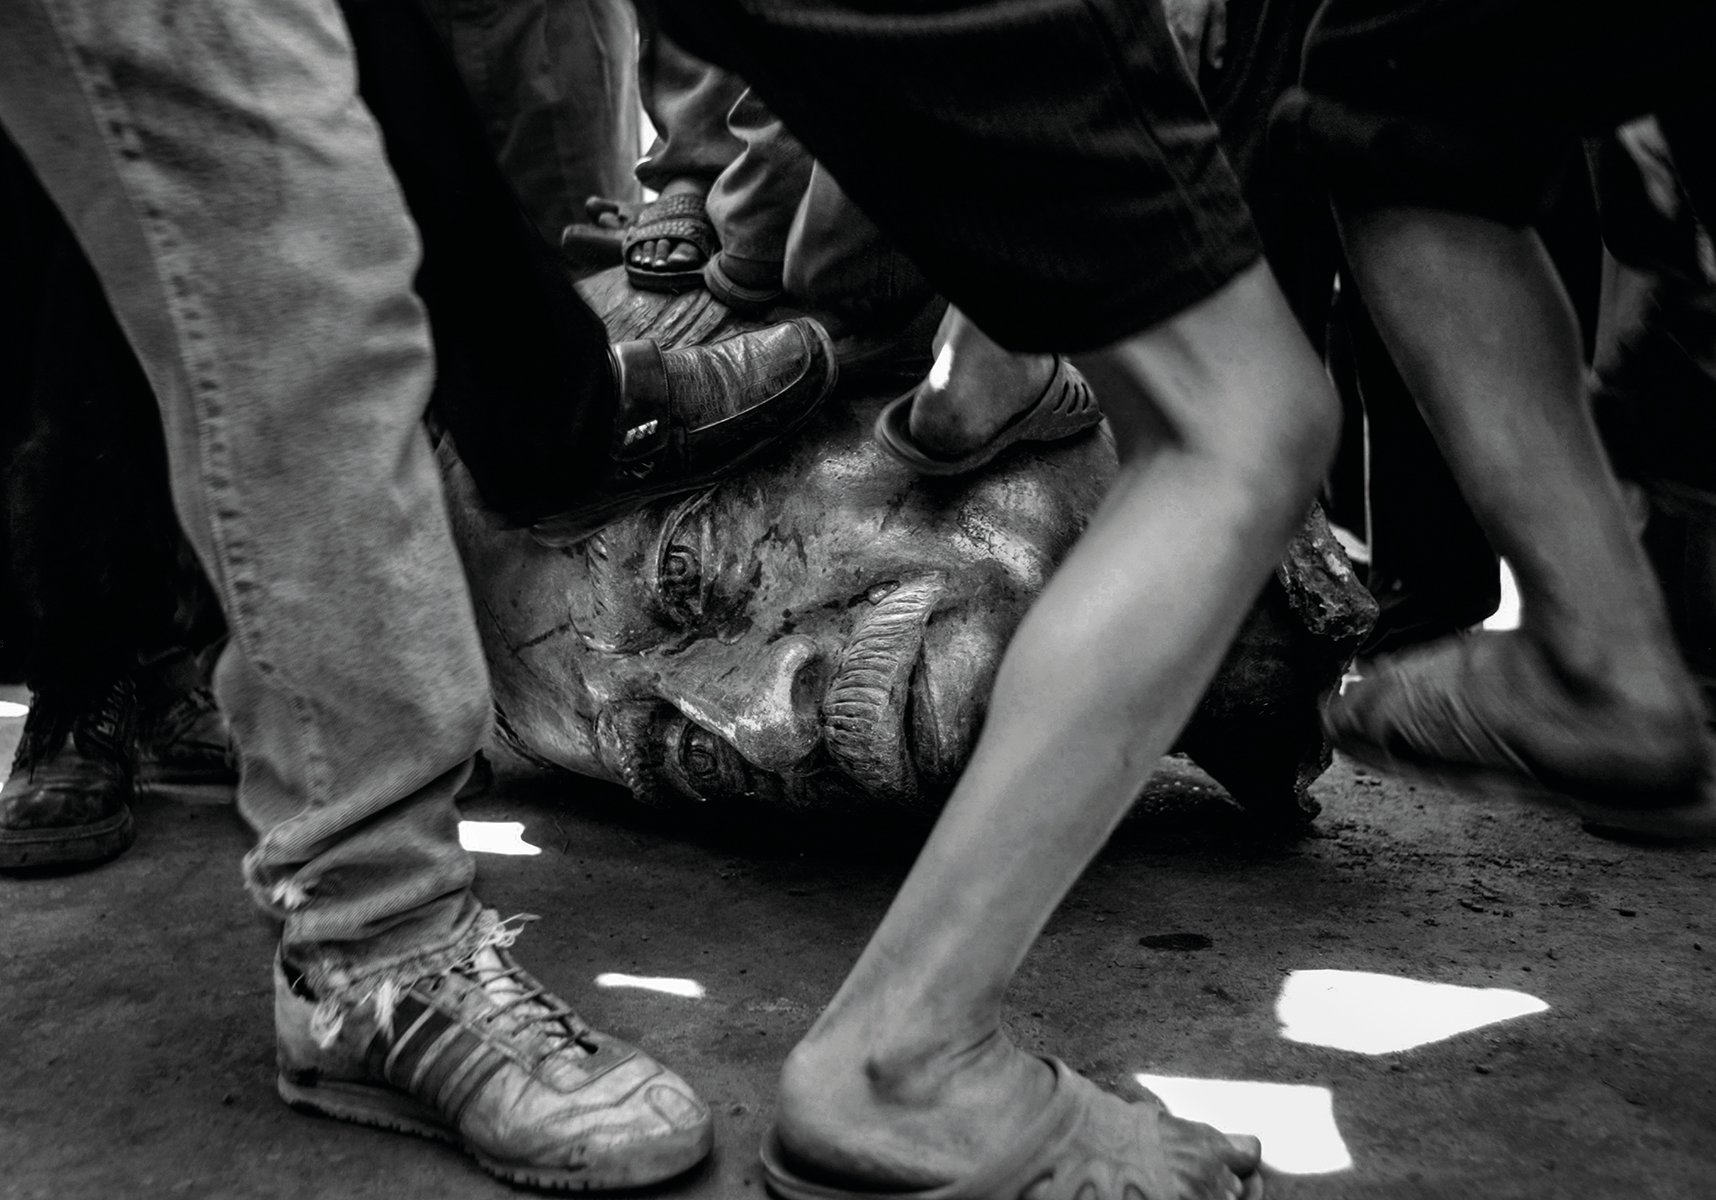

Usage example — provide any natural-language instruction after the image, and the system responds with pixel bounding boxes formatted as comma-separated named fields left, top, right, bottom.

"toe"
left=1161, top=1113, right=1264, bottom=1199
left=1221, top=1133, right=1263, bottom=1174
left=664, top=241, right=701, bottom=269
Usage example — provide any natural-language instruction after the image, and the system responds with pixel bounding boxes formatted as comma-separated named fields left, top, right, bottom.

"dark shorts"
left=655, top=0, right=1262, bottom=352
left=1277, top=0, right=1716, bottom=225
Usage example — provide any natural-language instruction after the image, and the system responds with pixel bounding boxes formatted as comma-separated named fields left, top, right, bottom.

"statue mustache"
left=821, top=573, right=946, bottom=803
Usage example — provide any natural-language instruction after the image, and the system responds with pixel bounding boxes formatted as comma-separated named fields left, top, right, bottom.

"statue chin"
left=442, top=268, right=1377, bottom=827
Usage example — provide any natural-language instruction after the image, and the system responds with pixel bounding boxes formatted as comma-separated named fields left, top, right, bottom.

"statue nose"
left=670, top=634, right=826, bottom=772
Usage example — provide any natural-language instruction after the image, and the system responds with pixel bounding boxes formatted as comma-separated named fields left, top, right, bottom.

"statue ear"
left=489, top=677, right=611, bottom=787
left=1274, top=501, right=1377, bottom=649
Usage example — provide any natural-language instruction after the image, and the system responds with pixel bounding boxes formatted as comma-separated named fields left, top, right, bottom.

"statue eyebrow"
left=649, top=488, right=720, bottom=622
left=652, top=488, right=717, bottom=566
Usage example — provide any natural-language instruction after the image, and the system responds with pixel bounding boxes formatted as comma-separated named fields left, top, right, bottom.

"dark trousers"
left=656, top=0, right=1262, bottom=354
left=340, top=0, right=618, bottom=526
left=1284, top=0, right=1715, bottom=228
left=0, top=129, right=221, bottom=698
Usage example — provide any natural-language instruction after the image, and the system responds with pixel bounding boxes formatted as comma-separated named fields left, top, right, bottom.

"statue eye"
left=654, top=490, right=716, bottom=626
left=658, top=544, right=703, bottom=617
left=681, top=724, right=721, bottom=783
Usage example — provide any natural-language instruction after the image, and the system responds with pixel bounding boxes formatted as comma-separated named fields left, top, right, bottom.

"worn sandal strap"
left=874, top=356, right=1101, bottom=477
left=621, top=193, right=718, bottom=257
left=636, top=192, right=708, bottom=223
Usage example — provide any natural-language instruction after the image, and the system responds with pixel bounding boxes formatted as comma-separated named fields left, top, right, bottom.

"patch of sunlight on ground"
left=1132, top=1075, right=1352, bottom=1175
left=1484, top=559, right=1521, bottom=632
left=457, top=820, right=541, bottom=856
left=1277, top=969, right=1548, bottom=1055
left=0, top=700, right=27, bottom=719
left=595, top=973, right=706, bottom=999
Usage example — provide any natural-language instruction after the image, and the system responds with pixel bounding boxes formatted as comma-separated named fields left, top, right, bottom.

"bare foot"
left=907, top=308, right=1056, bottom=460
left=776, top=1030, right=1260, bottom=1197
left=627, top=178, right=711, bottom=275
left=1330, top=628, right=1709, bottom=804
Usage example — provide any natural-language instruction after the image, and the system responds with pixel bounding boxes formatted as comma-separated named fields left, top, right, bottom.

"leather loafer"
left=531, top=315, right=836, bottom=547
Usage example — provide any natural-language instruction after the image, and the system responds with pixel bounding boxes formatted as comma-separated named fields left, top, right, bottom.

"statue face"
left=445, top=398, right=1112, bottom=813
left=444, top=272, right=1373, bottom=823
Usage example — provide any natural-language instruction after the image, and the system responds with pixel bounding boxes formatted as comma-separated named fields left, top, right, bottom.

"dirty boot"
left=133, top=647, right=237, bottom=803
left=0, top=681, right=135, bottom=870
left=275, top=924, right=713, bottom=1191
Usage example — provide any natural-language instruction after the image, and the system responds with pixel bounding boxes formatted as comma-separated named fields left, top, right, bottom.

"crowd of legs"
left=2, top=0, right=1712, bottom=1195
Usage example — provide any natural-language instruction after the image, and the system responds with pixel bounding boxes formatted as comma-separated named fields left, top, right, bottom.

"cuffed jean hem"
left=290, top=901, right=528, bottom=1047
left=0, top=0, right=491, bottom=955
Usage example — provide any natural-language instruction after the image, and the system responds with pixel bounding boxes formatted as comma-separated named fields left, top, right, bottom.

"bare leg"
left=906, top=307, right=1056, bottom=458
left=1331, top=207, right=1709, bottom=807
left=777, top=260, right=1338, bottom=1191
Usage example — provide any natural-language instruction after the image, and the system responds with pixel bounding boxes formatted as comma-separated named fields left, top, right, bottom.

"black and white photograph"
left=2, top=1, right=1713, bottom=1196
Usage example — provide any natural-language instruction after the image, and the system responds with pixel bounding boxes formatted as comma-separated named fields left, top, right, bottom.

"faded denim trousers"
left=0, top=0, right=496, bottom=995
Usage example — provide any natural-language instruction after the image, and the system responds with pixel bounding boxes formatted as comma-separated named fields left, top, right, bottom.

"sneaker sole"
left=277, top=1072, right=712, bottom=1192
left=0, top=808, right=134, bottom=870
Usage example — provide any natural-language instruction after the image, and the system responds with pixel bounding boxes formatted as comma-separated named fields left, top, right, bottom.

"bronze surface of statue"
left=443, top=269, right=1377, bottom=826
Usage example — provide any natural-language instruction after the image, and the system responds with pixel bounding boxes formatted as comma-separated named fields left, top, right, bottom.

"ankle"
left=776, top=1026, right=1053, bottom=1190
left=782, top=1019, right=998, bottom=1117
left=1513, top=624, right=1707, bottom=745
left=1523, top=619, right=1684, bottom=696
left=657, top=177, right=708, bottom=199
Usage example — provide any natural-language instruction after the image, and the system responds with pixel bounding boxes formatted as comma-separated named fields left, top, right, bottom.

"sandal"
left=621, top=193, right=718, bottom=294
left=760, top=1057, right=1263, bottom=1200
left=874, top=356, right=1102, bottom=476
left=1327, top=634, right=1716, bottom=841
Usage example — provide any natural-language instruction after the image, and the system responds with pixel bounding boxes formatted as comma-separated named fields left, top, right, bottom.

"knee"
left=1081, top=260, right=1343, bottom=502
left=1272, top=357, right=1343, bottom=492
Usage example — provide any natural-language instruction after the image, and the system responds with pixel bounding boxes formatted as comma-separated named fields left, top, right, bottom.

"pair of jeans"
left=0, top=0, right=609, bottom=995
left=0, top=0, right=618, bottom=723
left=422, top=0, right=642, bottom=242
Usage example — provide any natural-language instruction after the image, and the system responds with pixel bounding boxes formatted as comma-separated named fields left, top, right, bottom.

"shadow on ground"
left=2, top=691, right=1712, bottom=1200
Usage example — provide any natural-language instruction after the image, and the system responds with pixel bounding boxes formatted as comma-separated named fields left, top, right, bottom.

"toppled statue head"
left=443, top=270, right=1376, bottom=823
